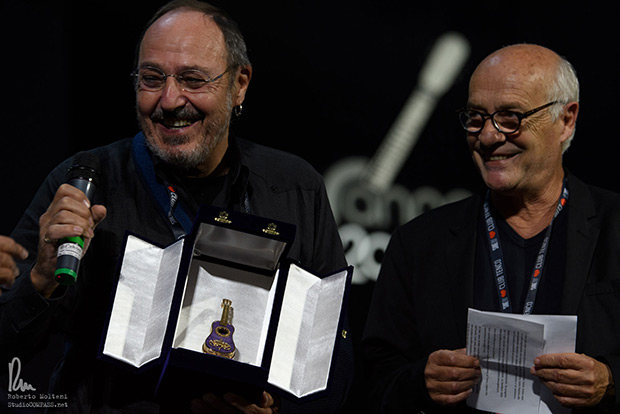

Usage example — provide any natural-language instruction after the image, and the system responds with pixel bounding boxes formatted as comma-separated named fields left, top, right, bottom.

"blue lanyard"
left=164, top=183, right=187, bottom=240
left=132, top=133, right=194, bottom=238
left=132, top=132, right=253, bottom=240
left=483, top=179, right=568, bottom=314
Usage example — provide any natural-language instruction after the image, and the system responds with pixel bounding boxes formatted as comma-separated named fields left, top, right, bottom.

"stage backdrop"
left=1, top=1, right=618, bottom=413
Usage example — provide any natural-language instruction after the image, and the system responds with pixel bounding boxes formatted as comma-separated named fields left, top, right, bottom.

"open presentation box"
left=99, top=205, right=353, bottom=402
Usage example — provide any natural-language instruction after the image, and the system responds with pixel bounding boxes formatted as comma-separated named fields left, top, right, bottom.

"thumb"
left=260, top=391, right=274, bottom=408
left=83, top=205, right=107, bottom=253
left=91, top=205, right=107, bottom=228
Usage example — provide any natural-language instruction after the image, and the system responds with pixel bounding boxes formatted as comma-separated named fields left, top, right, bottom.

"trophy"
left=203, top=299, right=236, bottom=359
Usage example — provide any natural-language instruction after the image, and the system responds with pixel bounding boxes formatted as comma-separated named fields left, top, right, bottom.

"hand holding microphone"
left=54, top=152, right=100, bottom=286
left=32, top=152, right=107, bottom=296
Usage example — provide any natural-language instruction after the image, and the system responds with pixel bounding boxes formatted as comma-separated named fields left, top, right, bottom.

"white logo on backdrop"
left=325, top=32, right=472, bottom=284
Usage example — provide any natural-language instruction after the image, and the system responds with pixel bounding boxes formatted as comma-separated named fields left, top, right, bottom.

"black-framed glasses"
left=131, top=66, right=231, bottom=93
left=458, top=101, right=559, bottom=134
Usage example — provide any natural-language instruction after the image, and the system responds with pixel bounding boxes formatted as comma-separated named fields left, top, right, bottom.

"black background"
left=1, top=1, right=618, bottom=412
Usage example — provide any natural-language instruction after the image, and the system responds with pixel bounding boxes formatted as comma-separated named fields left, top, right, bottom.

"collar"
left=132, top=132, right=252, bottom=236
left=226, top=134, right=250, bottom=209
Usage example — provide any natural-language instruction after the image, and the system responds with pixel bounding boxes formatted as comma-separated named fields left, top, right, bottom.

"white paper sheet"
left=466, top=309, right=577, bottom=414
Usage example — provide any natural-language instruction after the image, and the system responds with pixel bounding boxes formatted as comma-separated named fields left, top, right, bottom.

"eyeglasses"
left=458, top=101, right=559, bottom=134
left=131, top=66, right=231, bottom=93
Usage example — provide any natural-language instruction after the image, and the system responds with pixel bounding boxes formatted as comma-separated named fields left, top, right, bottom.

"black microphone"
left=54, top=151, right=100, bottom=286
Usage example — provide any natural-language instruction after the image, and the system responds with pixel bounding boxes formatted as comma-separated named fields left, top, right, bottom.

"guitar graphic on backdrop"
left=203, top=299, right=236, bottom=359
left=324, top=32, right=471, bottom=284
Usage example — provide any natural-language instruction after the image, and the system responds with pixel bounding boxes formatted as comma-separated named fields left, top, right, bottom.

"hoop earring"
left=233, top=104, right=243, bottom=117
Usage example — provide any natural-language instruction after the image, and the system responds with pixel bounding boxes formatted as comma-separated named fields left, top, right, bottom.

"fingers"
left=425, top=349, right=481, bottom=406
left=31, top=184, right=106, bottom=296
left=531, top=353, right=612, bottom=408
left=427, top=348, right=480, bottom=374
left=35, top=185, right=93, bottom=278
left=0, top=236, right=29, bottom=288
left=82, top=205, right=107, bottom=253
left=91, top=204, right=108, bottom=227
left=258, top=391, right=275, bottom=409
left=41, top=184, right=97, bottom=242
left=532, top=353, right=599, bottom=382
left=0, top=236, right=29, bottom=261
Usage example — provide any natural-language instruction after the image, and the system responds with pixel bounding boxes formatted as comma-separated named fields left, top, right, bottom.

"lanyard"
left=164, top=179, right=253, bottom=239
left=165, top=184, right=187, bottom=240
left=483, top=179, right=568, bottom=314
left=133, top=133, right=253, bottom=240
left=132, top=133, right=194, bottom=239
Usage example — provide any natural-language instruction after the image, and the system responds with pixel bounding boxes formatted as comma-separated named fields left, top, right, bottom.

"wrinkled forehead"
left=139, top=10, right=227, bottom=68
left=469, top=46, right=557, bottom=105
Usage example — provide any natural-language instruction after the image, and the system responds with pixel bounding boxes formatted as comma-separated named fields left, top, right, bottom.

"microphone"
left=54, top=151, right=100, bottom=286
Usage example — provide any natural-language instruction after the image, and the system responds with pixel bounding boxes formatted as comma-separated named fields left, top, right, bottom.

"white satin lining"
left=101, top=231, right=348, bottom=398
left=102, top=236, right=184, bottom=367
left=268, top=265, right=348, bottom=397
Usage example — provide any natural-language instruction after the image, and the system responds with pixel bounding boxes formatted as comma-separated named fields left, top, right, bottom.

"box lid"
left=190, top=205, right=296, bottom=274
left=99, top=205, right=353, bottom=401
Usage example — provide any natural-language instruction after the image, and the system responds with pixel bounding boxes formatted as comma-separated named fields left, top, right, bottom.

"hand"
left=190, top=391, right=279, bottom=414
left=531, top=352, right=614, bottom=408
left=424, top=348, right=481, bottom=406
left=31, top=183, right=107, bottom=297
left=0, top=236, right=29, bottom=289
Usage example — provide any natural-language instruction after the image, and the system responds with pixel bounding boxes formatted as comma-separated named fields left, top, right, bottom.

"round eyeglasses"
left=131, top=66, right=231, bottom=93
left=458, top=101, right=559, bottom=134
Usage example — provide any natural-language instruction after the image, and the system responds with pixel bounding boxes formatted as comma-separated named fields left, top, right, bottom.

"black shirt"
left=2, top=133, right=352, bottom=413
left=474, top=200, right=567, bottom=314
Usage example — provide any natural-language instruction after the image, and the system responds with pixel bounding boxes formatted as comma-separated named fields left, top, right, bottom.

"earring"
left=233, top=104, right=243, bottom=117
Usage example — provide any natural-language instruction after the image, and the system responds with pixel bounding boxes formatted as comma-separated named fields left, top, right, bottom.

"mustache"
left=150, top=106, right=205, bottom=124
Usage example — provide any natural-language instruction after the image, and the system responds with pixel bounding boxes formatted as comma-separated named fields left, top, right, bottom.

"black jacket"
left=1, top=133, right=352, bottom=413
left=362, top=173, right=620, bottom=414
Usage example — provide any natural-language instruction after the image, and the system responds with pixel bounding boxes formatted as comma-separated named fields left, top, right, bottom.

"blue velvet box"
left=99, top=205, right=353, bottom=403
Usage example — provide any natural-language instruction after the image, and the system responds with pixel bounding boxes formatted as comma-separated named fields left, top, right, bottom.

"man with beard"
left=0, top=1, right=352, bottom=413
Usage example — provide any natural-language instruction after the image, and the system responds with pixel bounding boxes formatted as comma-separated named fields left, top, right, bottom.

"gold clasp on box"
left=215, top=211, right=232, bottom=224
left=263, top=223, right=279, bottom=236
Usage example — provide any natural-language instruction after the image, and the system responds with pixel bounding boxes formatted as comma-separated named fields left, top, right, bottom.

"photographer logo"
left=7, top=357, right=36, bottom=392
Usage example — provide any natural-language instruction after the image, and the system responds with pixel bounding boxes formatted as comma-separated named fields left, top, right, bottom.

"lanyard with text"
left=483, top=179, right=568, bottom=314
left=165, top=184, right=187, bottom=240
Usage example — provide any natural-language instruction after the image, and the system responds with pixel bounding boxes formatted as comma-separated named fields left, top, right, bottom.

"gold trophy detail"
left=203, top=299, right=236, bottom=359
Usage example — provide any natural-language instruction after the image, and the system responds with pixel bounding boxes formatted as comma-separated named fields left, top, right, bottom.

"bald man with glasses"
left=363, top=44, right=619, bottom=413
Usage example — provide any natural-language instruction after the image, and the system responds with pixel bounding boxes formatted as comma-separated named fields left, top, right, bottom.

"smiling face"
left=466, top=45, right=574, bottom=199
left=136, top=9, right=250, bottom=177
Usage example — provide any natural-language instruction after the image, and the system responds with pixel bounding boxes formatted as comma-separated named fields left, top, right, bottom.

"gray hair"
left=547, top=56, right=579, bottom=153
left=136, top=0, right=251, bottom=69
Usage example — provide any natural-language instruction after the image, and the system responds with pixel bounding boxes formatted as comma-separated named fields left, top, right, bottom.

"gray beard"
left=140, top=94, right=233, bottom=175
left=145, top=121, right=228, bottom=175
